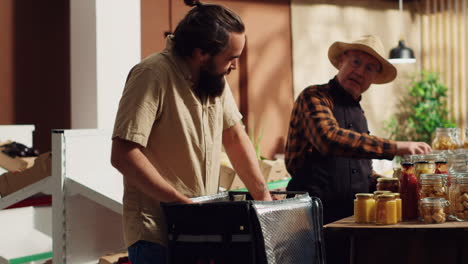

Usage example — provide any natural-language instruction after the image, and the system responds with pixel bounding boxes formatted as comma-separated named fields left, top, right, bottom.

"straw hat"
left=328, top=35, right=397, bottom=84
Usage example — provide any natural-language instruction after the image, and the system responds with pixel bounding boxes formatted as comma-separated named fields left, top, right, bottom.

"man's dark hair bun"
left=184, top=0, right=202, bottom=7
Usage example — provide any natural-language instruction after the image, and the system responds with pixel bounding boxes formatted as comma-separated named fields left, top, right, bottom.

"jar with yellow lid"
left=375, top=194, right=397, bottom=225
left=420, top=197, right=449, bottom=223
left=414, top=161, right=436, bottom=180
left=354, top=193, right=376, bottom=224
left=377, top=177, right=400, bottom=193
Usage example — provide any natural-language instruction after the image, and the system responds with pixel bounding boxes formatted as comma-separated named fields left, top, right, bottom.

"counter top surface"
left=325, top=216, right=468, bottom=229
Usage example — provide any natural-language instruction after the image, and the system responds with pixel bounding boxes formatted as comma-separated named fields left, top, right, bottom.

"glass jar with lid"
left=419, top=174, right=448, bottom=200
left=450, top=128, right=463, bottom=148
left=415, top=161, right=436, bottom=180
left=375, top=194, right=398, bottom=225
left=448, top=173, right=460, bottom=220
left=432, top=128, right=458, bottom=150
left=452, top=173, right=468, bottom=221
left=420, top=197, right=449, bottom=224
left=354, top=193, right=376, bottom=224
left=435, top=160, right=448, bottom=175
left=447, top=153, right=468, bottom=175
left=400, top=161, right=419, bottom=220
left=377, top=177, right=400, bottom=193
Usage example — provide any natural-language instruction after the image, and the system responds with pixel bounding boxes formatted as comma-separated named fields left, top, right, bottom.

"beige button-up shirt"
left=112, top=36, right=242, bottom=247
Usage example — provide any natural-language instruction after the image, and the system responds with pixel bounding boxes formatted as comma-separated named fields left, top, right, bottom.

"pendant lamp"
left=388, top=0, right=416, bottom=64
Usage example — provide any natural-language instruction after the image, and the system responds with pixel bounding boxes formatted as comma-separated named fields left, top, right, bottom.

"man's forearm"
left=222, top=124, right=272, bottom=201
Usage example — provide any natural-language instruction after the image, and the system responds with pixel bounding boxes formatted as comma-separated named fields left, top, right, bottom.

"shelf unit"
left=0, top=125, right=52, bottom=264
left=51, top=129, right=125, bottom=264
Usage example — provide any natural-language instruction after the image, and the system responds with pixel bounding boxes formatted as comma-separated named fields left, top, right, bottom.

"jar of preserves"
left=393, top=193, right=402, bottom=222
left=452, top=173, right=468, bottom=221
left=435, top=161, right=448, bottom=175
left=432, top=128, right=458, bottom=150
left=354, top=193, right=376, bottom=224
left=414, top=161, right=436, bottom=180
left=400, top=162, right=418, bottom=220
left=376, top=194, right=397, bottom=225
left=373, top=190, right=391, bottom=199
left=420, top=197, right=448, bottom=224
left=377, top=177, right=399, bottom=193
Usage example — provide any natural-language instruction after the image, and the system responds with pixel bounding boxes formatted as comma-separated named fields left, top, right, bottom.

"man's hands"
left=396, top=141, right=433, bottom=156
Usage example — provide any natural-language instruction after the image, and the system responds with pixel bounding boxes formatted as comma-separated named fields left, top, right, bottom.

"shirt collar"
left=163, top=35, right=194, bottom=85
left=329, top=77, right=362, bottom=103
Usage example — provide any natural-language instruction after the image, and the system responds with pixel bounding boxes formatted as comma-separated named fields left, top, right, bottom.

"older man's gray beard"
left=195, top=65, right=231, bottom=99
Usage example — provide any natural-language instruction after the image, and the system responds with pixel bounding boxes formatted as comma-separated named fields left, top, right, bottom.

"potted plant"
left=384, top=71, right=456, bottom=144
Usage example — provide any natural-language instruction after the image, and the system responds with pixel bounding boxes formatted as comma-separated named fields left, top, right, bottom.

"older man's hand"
left=396, top=141, right=433, bottom=155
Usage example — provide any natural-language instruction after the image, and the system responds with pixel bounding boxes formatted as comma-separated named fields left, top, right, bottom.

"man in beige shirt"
left=111, top=1, right=272, bottom=263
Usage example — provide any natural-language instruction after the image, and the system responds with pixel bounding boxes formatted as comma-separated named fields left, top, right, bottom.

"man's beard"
left=194, top=60, right=230, bottom=99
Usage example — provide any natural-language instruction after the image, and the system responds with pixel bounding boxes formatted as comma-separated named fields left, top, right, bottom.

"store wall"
left=0, top=0, right=14, bottom=125
left=0, top=0, right=70, bottom=152
left=70, top=0, right=141, bottom=131
left=291, top=0, right=421, bottom=138
left=151, top=0, right=294, bottom=159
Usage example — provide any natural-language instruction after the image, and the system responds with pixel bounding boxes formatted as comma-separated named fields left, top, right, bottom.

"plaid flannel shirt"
left=285, top=78, right=397, bottom=176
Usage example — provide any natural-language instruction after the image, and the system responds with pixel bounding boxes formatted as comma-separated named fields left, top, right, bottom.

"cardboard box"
left=0, top=151, right=34, bottom=172
left=219, top=158, right=290, bottom=190
left=98, top=252, right=128, bottom=264
left=0, top=152, right=51, bottom=197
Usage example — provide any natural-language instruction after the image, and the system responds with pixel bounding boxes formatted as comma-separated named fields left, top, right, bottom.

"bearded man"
left=111, top=1, right=272, bottom=263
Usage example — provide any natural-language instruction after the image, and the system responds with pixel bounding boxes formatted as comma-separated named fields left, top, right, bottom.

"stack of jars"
left=448, top=172, right=468, bottom=221
left=354, top=190, right=402, bottom=225
left=418, top=173, right=449, bottom=223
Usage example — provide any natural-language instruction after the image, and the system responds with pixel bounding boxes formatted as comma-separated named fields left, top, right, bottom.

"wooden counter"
left=324, top=217, right=468, bottom=264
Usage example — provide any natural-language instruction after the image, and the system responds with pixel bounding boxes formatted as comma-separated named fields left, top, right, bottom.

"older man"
left=285, top=35, right=432, bottom=225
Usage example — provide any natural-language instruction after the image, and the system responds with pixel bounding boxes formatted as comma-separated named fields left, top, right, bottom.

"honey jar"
left=375, top=194, right=397, bottom=225
left=393, top=193, right=402, bottom=222
left=354, top=193, right=376, bottom=224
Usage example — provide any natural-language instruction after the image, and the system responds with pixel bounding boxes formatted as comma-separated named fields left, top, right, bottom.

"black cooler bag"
left=161, top=191, right=325, bottom=264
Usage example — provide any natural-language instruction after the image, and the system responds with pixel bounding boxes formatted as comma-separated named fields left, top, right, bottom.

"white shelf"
left=0, top=176, right=52, bottom=210
left=0, top=127, right=125, bottom=264
left=0, top=206, right=52, bottom=264
left=52, top=129, right=125, bottom=264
